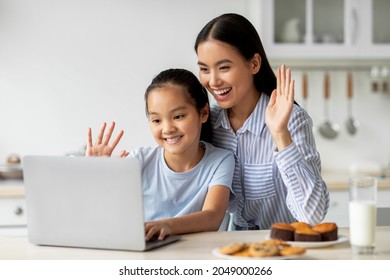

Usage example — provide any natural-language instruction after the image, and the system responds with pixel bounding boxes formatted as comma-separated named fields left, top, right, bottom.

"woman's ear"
left=251, top=53, right=261, bottom=74
left=200, top=105, right=209, bottom=123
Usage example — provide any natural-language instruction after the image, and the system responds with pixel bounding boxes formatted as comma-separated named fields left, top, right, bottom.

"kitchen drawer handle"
left=14, top=207, right=24, bottom=216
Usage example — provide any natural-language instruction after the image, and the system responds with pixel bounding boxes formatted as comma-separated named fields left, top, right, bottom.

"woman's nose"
left=209, top=71, right=221, bottom=87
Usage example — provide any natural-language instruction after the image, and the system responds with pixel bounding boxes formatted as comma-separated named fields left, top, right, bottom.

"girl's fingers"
left=87, top=128, right=93, bottom=148
left=103, top=121, right=115, bottom=145
left=111, top=130, right=124, bottom=149
left=96, top=122, right=106, bottom=145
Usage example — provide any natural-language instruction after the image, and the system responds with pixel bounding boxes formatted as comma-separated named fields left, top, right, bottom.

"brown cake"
left=290, top=221, right=311, bottom=230
left=270, top=223, right=295, bottom=241
left=294, top=227, right=322, bottom=242
left=311, top=222, right=338, bottom=241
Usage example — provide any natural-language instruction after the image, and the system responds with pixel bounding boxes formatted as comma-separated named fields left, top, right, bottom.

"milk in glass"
left=349, top=177, right=377, bottom=255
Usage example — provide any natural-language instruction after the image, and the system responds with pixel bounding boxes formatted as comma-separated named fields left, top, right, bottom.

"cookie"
left=260, top=239, right=290, bottom=247
left=248, top=242, right=279, bottom=257
left=279, top=246, right=306, bottom=256
left=232, top=247, right=251, bottom=257
left=219, top=242, right=247, bottom=255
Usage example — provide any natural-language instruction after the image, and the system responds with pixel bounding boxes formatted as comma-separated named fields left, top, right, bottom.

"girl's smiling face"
left=196, top=39, right=260, bottom=110
left=147, top=84, right=208, bottom=158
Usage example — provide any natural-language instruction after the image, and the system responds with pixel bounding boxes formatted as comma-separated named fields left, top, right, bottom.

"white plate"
left=265, top=234, right=348, bottom=248
left=212, top=248, right=302, bottom=260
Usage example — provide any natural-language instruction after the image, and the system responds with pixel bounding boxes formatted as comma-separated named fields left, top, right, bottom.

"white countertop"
left=0, top=227, right=389, bottom=260
left=322, top=171, right=390, bottom=190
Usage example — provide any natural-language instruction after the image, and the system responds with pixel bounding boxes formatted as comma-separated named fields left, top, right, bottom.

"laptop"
left=22, top=155, right=181, bottom=251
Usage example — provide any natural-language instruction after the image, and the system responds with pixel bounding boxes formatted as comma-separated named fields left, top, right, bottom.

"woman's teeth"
left=214, top=88, right=231, bottom=95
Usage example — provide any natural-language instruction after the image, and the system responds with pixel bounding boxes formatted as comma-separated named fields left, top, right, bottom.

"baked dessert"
left=290, top=221, right=311, bottom=230
left=312, top=222, right=338, bottom=241
left=248, top=242, right=279, bottom=257
left=279, top=246, right=306, bottom=256
left=270, top=223, right=295, bottom=241
left=219, top=242, right=247, bottom=255
left=294, top=227, right=322, bottom=242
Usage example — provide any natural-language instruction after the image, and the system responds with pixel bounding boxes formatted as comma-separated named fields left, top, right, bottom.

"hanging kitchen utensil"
left=302, top=72, right=308, bottom=110
left=345, top=72, right=359, bottom=135
left=318, top=72, right=339, bottom=139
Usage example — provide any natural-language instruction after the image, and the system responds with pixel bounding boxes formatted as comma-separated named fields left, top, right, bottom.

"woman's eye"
left=220, top=65, right=230, bottom=71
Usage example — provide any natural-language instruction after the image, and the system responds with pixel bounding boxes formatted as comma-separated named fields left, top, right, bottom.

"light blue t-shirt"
left=130, top=141, right=235, bottom=221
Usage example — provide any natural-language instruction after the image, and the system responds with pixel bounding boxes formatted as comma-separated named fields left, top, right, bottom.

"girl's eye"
left=199, top=66, right=209, bottom=73
left=151, top=118, right=160, bottom=123
left=174, top=114, right=185, bottom=120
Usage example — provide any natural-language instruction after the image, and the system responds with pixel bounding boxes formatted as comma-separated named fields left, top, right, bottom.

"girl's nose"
left=162, top=121, right=176, bottom=134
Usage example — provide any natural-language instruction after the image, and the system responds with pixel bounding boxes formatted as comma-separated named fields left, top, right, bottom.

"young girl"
left=86, top=68, right=234, bottom=240
left=194, top=13, right=329, bottom=230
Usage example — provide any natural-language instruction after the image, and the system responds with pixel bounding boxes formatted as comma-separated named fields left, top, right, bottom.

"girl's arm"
left=144, top=185, right=230, bottom=241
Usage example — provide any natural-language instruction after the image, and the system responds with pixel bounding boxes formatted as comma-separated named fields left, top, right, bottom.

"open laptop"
left=22, top=155, right=180, bottom=251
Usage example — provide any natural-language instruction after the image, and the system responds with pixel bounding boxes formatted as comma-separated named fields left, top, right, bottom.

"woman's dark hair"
left=194, top=13, right=276, bottom=97
left=144, top=68, right=212, bottom=143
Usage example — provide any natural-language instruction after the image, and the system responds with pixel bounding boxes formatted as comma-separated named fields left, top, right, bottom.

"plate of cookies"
left=212, top=239, right=306, bottom=260
left=267, top=221, right=348, bottom=248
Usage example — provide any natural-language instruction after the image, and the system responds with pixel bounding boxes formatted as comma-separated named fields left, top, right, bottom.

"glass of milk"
left=349, top=176, right=377, bottom=255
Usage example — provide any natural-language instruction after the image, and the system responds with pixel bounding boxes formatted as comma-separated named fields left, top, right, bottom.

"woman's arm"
left=275, top=109, right=330, bottom=224
left=265, top=64, right=329, bottom=224
left=265, top=64, right=295, bottom=151
left=144, top=185, right=230, bottom=241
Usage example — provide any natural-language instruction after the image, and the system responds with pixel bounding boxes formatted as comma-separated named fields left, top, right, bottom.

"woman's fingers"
left=277, top=64, right=295, bottom=97
left=280, top=64, right=285, bottom=95
left=276, top=66, right=281, bottom=95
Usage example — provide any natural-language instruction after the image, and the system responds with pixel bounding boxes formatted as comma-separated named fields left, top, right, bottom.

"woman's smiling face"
left=196, top=39, right=259, bottom=110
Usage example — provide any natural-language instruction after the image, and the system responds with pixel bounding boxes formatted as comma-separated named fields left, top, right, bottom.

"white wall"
left=1, top=0, right=389, bottom=174
left=0, top=0, right=246, bottom=159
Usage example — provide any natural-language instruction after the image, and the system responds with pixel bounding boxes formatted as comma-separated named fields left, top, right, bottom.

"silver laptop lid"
left=23, top=155, right=147, bottom=251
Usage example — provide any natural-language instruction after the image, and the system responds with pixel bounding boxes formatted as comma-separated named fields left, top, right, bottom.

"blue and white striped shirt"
left=210, top=94, right=329, bottom=230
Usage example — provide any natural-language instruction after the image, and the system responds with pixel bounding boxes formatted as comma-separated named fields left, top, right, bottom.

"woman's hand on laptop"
left=86, top=121, right=129, bottom=157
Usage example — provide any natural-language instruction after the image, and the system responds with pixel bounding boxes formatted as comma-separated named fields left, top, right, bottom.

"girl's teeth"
left=166, top=136, right=181, bottom=144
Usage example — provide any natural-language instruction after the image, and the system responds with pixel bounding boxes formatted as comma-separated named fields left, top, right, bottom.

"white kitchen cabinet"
left=324, top=188, right=390, bottom=227
left=256, top=0, right=390, bottom=59
left=0, top=181, right=27, bottom=227
left=0, top=197, right=27, bottom=226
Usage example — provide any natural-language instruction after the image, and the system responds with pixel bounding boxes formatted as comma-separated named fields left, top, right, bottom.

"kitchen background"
left=1, top=0, right=390, bottom=176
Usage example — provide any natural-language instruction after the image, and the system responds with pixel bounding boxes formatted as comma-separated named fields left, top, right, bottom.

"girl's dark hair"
left=194, top=13, right=276, bottom=97
left=144, top=68, right=212, bottom=143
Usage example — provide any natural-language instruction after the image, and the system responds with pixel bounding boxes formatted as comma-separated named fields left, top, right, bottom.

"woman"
left=194, top=13, right=329, bottom=230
